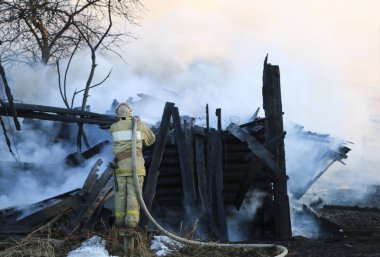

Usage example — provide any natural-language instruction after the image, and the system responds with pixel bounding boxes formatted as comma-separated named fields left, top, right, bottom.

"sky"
left=135, top=0, right=380, bottom=134
left=8, top=1, right=380, bottom=135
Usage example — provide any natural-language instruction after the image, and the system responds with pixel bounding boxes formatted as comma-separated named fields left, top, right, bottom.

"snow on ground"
left=67, top=236, right=117, bottom=257
left=150, top=235, right=183, bottom=256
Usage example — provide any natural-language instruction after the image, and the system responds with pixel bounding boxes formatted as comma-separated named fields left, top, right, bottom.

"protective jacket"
left=109, top=118, right=155, bottom=176
left=110, top=116, right=155, bottom=227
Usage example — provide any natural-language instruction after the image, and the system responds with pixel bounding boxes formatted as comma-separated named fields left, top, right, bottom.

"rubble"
left=0, top=57, right=361, bottom=256
left=0, top=159, right=113, bottom=235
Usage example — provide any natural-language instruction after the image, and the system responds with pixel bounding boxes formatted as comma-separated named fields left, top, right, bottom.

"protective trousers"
left=114, top=175, right=144, bottom=227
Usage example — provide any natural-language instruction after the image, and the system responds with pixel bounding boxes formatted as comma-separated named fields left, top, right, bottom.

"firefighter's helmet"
left=115, top=102, right=133, bottom=118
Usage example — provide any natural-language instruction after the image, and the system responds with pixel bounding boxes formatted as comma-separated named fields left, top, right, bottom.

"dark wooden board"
left=140, top=102, right=174, bottom=226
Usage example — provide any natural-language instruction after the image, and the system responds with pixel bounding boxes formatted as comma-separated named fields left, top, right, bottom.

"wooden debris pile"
left=0, top=56, right=353, bottom=243
left=139, top=56, right=293, bottom=241
left=0, top=159, right=114, bottom=235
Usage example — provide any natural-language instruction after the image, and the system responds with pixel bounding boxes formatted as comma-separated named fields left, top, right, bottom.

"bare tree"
left=1, top=0, right=142, bottom=153
left=0, top=0, right=141, bottom=65
left=56, top=0, right=116, bottom=153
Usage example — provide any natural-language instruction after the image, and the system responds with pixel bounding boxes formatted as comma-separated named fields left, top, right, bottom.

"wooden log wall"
left=143, top=114, right=290, bottom=241
left=142, top=56, right=291, bottom=241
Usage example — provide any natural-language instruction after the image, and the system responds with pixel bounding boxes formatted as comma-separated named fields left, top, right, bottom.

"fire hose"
left=130, top=117, right=289, bottom=257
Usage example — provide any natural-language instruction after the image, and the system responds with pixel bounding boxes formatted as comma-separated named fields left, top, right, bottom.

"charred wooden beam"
left=194, top=126, right=207, bottom=211
left=79, top=159, right=102, bottom=197
left=184, top=120, right=195, bottom=198
left=81, top=179, right=114, bottom=230
left=172, top=106, right=197, bottom=228
left=238, top=117, right=265, bottom=129
left=0, top=189, right=80, bottom=226
left=206, top=104, right=210, bottom=134
left=3, top=102, right=112, bottom=118
left=0, top=62, right=20, bottom=130
left=69, top=163, right=113, bottom=233
left=226, top=123, right=283, bottom=176
left=66, top=141, right=110, bottom=166
left=292, top=159, right=336, bottom=199
left=262, top=55, right=291, bottom=240
left=194, top=126, right=215, bottom=238
left=208, top=128, right=229, bottom=241
left=141, top=102, right=174, bottom=227
left=14, top=195, right=81, bottom=227
left=216, top=108, right=222, bottom=131
left=0, top=102, right=117, bottom=127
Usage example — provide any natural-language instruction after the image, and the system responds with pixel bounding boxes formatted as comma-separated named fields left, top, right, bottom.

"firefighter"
left=110, top=102, right=155, bottom=228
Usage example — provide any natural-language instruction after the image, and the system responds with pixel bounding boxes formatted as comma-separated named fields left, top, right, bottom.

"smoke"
left=0, top=119, right=113, bottom=209
left=0, top=0, right=379, bottom=239
left=290, top=202, right=320, bottom=239
left=226, top=190, right=266, bottom=242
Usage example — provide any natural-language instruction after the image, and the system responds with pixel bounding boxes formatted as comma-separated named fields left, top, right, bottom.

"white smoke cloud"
left=0, top=119, right=113, bottom=209
left=226, top=191, right=266, bottom=242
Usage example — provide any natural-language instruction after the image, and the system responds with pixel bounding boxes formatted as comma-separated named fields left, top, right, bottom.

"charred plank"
left=141, top=102, right=174, bottom=227
left=172, top=106, right=197, bottom=228
left=262, top=55, right=291, bottom=239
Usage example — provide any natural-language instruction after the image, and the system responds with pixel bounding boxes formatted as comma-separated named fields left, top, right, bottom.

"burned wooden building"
left=0, top=57, right=350, bottom=242
left=141, top=57, right=292, bottom=241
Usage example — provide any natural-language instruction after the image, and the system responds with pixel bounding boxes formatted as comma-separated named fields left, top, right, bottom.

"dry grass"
left=105, top=225, right=155, bottom=257
left=0, top=224, right=55, bottom=257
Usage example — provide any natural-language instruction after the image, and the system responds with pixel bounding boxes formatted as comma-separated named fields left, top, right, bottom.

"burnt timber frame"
left=140, top=102, right=174, bottom=226
left=140, top=103, right=229, bottom=240
left=0, top=56, right=292, bottom=241
left=172, top=106, right=197, bottom=226
left=207, top=128, right=229, bottom=241
left=0, top=102, right=117, bottom=127
left=262, top=56, right=292, bottom=239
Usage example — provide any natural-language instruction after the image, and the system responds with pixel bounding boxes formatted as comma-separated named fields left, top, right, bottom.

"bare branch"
left=64, top=37, right=81, bottom=107
left=73, top=68, right=112, bottom=95
left=56, top=60, right=70, bottom=108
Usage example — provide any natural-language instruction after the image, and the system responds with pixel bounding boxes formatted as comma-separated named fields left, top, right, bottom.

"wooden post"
left=207, top=128, right=228, bottom=241
left=172, top=107, right=197, bottom=229
left=262, top=55, right=292, bottom=240
left=206, top=104, right=210, bottom=134
left=194, top=126, right=219, bottom=239
left=194, top=127, right=208, bottom=221
left=140, top=102, right=174, bottom=227
left=216, top=108, right=222, bottom=131
left=184, top=120, right=195, bottom=198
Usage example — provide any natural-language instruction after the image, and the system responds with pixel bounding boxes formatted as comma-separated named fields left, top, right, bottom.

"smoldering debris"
left=3, top=56, right=377, bottom=252
left=0, top=160, right=114, bottom=235
left=0, top=98, right=367, bottom=247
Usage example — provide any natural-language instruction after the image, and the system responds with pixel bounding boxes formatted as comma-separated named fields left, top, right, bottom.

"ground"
left=1, top=222, right=380, bottom=257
